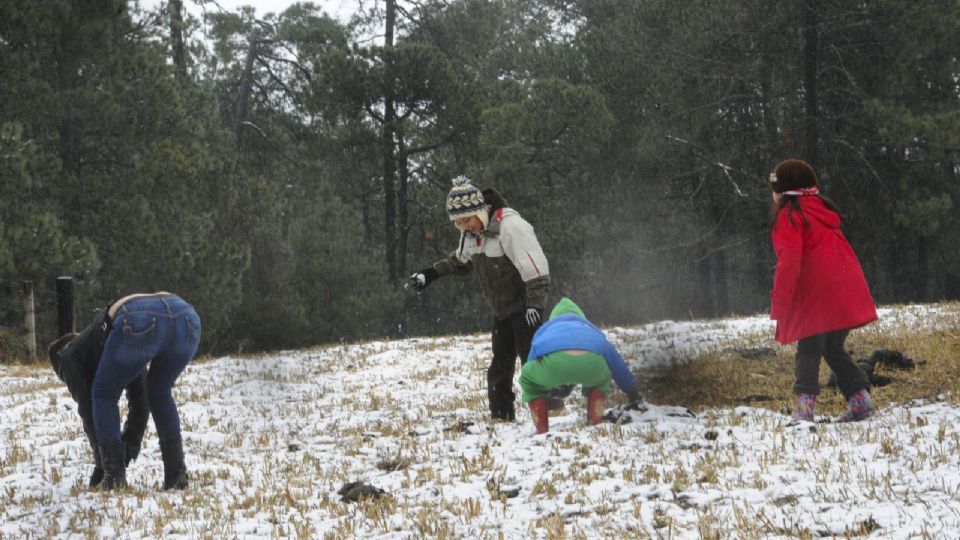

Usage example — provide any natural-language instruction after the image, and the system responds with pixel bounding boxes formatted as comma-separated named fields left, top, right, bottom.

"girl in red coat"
left=769, top=159, right=878, bottom=423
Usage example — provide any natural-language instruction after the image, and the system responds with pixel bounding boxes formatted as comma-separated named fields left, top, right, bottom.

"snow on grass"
left=1, top=304, right=959, bottom=538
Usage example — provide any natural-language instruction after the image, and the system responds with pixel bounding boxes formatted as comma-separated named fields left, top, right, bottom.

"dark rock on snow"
left=338, top=482, right=386, bottom=503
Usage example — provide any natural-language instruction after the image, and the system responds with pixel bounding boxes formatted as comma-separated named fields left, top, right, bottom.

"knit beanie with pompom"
left=446, top=175, right=489, bottom=226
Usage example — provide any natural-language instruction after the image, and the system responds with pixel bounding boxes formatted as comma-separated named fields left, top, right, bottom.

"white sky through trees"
left=138, top=0, right=361, bottom=23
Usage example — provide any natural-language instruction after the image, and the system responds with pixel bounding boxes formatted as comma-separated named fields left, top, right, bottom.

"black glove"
left=524, top=308, right=542, bottom=327
left=121, top=430, right=141, bottom=466
left=408, top=267, right=439, bottom=293
left=89, top=466, right=104, bottom=488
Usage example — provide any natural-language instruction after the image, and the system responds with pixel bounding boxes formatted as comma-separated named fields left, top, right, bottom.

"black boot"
left=159, top=438, right=188, bottom=490
left=98, top=441, right=127, bottom=490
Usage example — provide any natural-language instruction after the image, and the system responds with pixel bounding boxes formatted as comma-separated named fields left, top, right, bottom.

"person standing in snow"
left=48, top=292, right=201, bottom=490
left=768, top=159, right=878, bottom=423
left=409, top=176, right=550, bottom=421
left=519, top=297, right=642, bottom=433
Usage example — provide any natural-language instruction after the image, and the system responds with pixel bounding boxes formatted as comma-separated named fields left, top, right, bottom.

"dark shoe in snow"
left=444, top=421, right=476, bottom=432
left=98, top=441, right=127, bottom=490
left=160, top=438, right=188, bottom=490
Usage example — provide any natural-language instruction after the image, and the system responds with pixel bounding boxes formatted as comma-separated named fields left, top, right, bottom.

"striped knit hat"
left=446, top=175, right=487, bottom=221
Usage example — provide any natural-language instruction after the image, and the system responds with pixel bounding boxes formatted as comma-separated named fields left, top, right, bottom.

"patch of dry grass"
left=640, top=303, right=960, bottom=416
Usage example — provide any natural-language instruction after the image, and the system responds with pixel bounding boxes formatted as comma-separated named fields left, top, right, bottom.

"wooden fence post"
left=22, top=281, right=36, bottom=360
left=56, top=276, right=75, bottom=337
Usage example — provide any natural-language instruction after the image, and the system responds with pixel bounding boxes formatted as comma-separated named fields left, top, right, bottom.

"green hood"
left=549, top=297, right=585, bottom=320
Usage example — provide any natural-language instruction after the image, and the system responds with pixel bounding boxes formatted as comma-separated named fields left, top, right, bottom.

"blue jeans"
left=92, top=295, right=201, bottom=445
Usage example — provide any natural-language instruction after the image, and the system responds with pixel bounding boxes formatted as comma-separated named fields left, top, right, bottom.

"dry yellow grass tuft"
left=639, top=303, right=960, bottom=415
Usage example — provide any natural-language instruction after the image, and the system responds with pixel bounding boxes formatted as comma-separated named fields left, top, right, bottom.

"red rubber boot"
left=528, top=398, right=549, bottom=434
left=586, top=389, right=606, bottom=425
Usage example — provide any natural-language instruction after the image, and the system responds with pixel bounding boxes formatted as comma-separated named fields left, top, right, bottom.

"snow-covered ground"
left=1, top=304, right=959, bottom=538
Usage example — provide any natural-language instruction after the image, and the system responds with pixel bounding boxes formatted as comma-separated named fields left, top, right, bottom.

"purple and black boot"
left=839, top=389, right=876, bottom=422
left=790, top=393, right=817, bottom=424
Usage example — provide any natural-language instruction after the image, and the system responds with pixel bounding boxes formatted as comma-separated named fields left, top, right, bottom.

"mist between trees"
left=1, top=0, right=957, bottom=355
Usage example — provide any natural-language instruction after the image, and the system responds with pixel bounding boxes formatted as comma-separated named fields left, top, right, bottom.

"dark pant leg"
left=93, top=316, right=167, bottom=444
left=515, top=314, right=573, bottom=401
left=511, top=311, right=536, bottom=365
left=148, top=309, right=201, bottom=443
left=822, top=330, right=869, bottom=400
left=489, top=316, right=519, bottom=419
left=793, top=333, right=826, bottom=396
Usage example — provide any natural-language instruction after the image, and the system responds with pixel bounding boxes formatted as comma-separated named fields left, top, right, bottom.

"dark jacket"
left=55, top=310, right=149, bottom=464
left=432, top=188, right=550, bottom=320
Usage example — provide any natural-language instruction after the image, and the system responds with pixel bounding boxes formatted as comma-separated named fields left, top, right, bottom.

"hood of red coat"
left=795, top=196, right=841, bottom=229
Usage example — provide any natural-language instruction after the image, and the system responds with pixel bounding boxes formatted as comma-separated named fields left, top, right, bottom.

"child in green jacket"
left=520, top=297, right=642, bottom=433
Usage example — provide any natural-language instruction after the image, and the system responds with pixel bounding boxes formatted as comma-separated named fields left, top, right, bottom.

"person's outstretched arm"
left=410, top=248, right=473, bottom=292
left=602, top=341, right=641, bottom=401
left=433, top=233, right=475, bottom=278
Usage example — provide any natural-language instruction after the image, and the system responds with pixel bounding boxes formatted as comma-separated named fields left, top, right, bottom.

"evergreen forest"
left=2, top=0, right=958, bottom=354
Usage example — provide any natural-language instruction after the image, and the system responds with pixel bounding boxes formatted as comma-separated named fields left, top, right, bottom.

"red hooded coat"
left=770, top=196, right=877, bottom=344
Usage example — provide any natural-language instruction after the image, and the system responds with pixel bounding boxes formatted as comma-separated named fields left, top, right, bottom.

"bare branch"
left=258, top=50, right=313, bottom=83
left=666, top=134, right=750, bottom=198
left=238, top=121, right=299, bottom=166
left=828, top=137, right=890, bottom=193
left=405, top=134, right=456, bottom=156
left=255, top=56, right=300, bottom=104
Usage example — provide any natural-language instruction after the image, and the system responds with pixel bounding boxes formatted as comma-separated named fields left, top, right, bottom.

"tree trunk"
left=697, top=245, right=714, bottom=317
left=382, top=0, right=398, bottom=285
left=754, top=236, right=772, bottom=312
left=917, top=236, right=929, bottom=301
left=235, top=37, right=258, bottom=147
left=361, top=190, right=372, bottom=242
left=886, top=234, right=903, bottom=300
left=758, top=1, right=781, bottom=163
left=397, top=134, right=409, bottom=278
left=713, top=249, right=729, bottom=315
left=802, top=0, right=820, bottom=164
left=169, top=0, right=186, bottom=75
left=57, top=30, right=81, bottom=176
